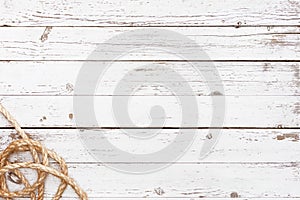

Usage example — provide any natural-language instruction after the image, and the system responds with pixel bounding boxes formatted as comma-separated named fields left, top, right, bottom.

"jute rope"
left=0, top=103, right=88, bottom=200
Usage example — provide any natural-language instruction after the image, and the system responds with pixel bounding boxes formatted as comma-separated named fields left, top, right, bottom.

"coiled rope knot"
left=0, top=103, right=87, bottom=200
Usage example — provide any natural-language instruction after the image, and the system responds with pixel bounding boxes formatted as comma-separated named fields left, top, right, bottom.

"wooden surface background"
left=0, top=0, right=299, bottom=199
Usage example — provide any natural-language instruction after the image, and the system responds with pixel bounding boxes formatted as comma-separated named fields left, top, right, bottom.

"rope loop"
left=0, top=103, right=87, bottom=200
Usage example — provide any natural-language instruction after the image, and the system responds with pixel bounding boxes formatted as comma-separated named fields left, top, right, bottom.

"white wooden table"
left=0, top=0, right=299, bottom=199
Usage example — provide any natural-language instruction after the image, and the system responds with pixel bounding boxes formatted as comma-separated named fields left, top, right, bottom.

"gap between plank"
left=0, top=95, right=299, bottom=97
left=1, top=60, right=300, bottom=62
left=1, top=25, right=300, bottom=28
left=59, top=162, right=300, bottom=165
left=0, top=127, right=298, bottom=130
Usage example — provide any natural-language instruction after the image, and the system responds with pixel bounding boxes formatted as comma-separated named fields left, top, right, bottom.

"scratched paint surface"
left=0, top=0, right=300, bottom=199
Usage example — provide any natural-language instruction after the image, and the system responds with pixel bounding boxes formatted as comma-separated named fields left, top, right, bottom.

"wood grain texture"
left=6, top=163, right=300, bottom=198
left=1, top=0, right=300, bottom=26
left=0, top=27, right=299, bottom=61
left=14, top=199, right=300, bottom=200
left=15, top=199, right=300, bottom=200
left=0, top=0, right=299, bottom=198
left=0, top=62, right=299, bottom=96
left=1, top=129, right=300, bottom=163
left=0, top=96, right=298, bottom=128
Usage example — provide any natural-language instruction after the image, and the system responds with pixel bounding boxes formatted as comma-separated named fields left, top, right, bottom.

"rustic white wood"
left=0, top=0, right=299, bottom=199
left=0, top=62, right=298, bottom=96
left=0, top=96, right=298, bottom=127
left=0, top=27, right=299, bottom=61
left=7, top=163, right=300, bottom=198
left=1, top=0, right=299, bottom=26
left=16, top=199, right=300, bottom=200
left=18, top=199, right=300, bottom=200
left=19, top=199, right=300, bottom=200
left=31, top=198, right=298, bottom=200
left=1, top=129, right=300, bottom=163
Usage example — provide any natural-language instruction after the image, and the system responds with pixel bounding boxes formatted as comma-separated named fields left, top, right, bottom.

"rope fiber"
left=0, top=103, right=88, bottom=199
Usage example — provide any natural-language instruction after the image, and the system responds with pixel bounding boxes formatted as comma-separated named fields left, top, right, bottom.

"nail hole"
left=206, top=133, right=213, bottom=139
left=234, top=21, right=242, bottom=28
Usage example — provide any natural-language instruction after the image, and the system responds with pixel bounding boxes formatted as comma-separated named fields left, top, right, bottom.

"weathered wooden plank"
left=0, top=0, right=298, bottom=199
left=1, top=0, right=300, bottom=26
left=7, top=163, right=300, bottom=198
left=1, top=129, right=300, bottom=163
left=14, top=197, right=299, bottom=200
left=24, top=199, right=300, bottom=200
left=0, top=62, right=298, bottom=96
left=0, top=96, right=298, bottom=127
left=0, top=27, right=299, bottom=60
left=17, top=199, right=300, bottom=200
left=13, top=199, right=300, bottom=200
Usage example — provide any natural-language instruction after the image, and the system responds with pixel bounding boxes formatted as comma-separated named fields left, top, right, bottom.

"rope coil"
left=0, top=103, right=88, bottom=199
